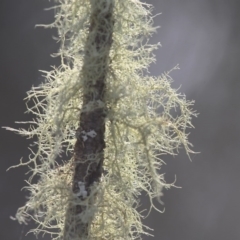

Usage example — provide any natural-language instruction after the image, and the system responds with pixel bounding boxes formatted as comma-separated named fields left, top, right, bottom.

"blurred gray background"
left=1, top=0, right=239, bottom=239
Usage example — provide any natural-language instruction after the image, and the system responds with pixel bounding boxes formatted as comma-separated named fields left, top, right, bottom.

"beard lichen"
left=6, top=0, right=196, bottom=239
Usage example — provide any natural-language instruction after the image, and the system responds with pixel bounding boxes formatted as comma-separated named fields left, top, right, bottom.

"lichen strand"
left=7, top=0, right=196, bottom=239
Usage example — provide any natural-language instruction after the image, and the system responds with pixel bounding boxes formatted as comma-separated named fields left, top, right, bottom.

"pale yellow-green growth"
left=5, top=0, right=196, bottom=239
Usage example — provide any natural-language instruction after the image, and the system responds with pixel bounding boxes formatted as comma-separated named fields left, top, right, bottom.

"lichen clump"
left=6, top=0, right=196, bottom=239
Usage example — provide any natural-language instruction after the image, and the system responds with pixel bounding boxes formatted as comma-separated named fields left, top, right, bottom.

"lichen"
left=5, top=0, right=196, bottom=239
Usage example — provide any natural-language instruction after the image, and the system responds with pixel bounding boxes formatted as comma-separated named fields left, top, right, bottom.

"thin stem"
left=63, top=0, right=114, bottom=239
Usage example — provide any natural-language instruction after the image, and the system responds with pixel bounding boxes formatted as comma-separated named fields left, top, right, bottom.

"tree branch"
left=63, top=1, right=114, bottom=239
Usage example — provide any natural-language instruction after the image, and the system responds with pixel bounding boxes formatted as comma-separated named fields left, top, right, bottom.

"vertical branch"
left=64, top=0, right=114, bottom=239
left=8, top=1, right=196, bottom=239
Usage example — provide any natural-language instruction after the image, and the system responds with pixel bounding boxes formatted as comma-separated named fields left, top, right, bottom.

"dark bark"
left=63, top=1, right=114, bottom=239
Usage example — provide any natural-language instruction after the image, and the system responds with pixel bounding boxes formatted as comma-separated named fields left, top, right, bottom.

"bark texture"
left=63, top=1, right=114, bottom=239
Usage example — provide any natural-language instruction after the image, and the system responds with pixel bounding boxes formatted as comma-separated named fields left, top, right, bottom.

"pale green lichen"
left=6, top=0, right=196, bottom=239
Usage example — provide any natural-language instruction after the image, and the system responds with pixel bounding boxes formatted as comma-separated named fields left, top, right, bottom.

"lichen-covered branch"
left=63, top=1, right=114, bottom=239
left=6, top=0, right=197, bottom=239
